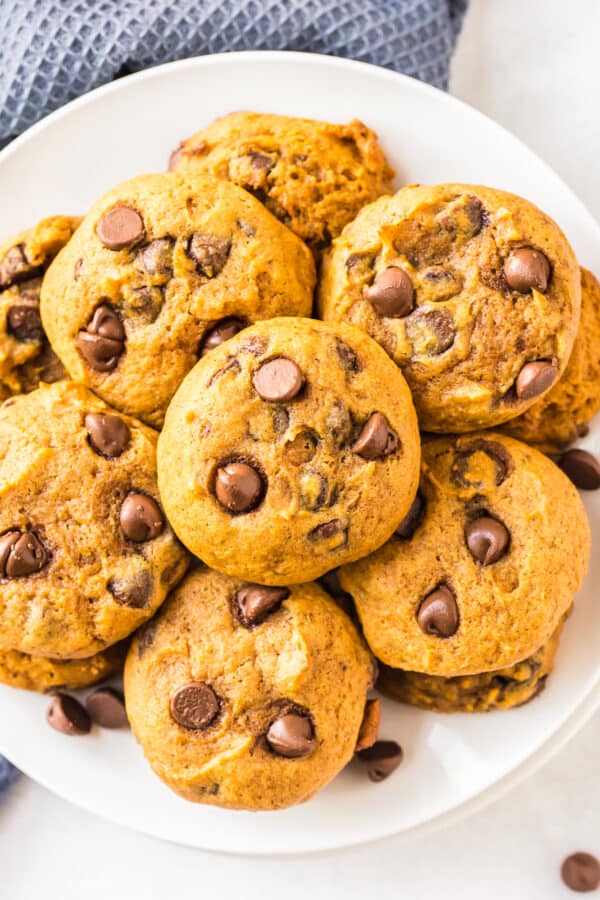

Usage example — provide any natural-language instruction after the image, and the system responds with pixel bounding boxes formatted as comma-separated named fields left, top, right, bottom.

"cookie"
left=0, top=381, right=188, bottom=658
left=157, top=317, right=421, bottom=585
left=318, top=183, right=581, bottom=432
left=377, top=617, right=565, bottom=712
left=168, top=111, right=394, bottom=256
left=0, top=215, right=79, bottom=400
left=338, top=433, right=590, bottom=676
left=0, top=641, right=127, bottom=693
left=124, top=568, right=374, bottom=810
left=40, top=172, right=315, bottom=427
left=502, top=268, right=600, bottom=451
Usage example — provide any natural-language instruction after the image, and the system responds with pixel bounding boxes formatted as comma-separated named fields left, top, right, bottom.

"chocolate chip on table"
left=96, top=205, right=145, bottom=250
left=355, top=698, right=381, bottom=752
left=120, top=492, right=164, bottom=542
left=214, top=462, right=265, bottom=514
left=352, top=412, right=399, bottom=460
left=253, top=357, right=305, bottom=402
left=365, top=266, right=414, bottom=317
left=503, top=247, right=551, bottom=293
left=170, top=682, right=220, bottom=730
left=47, top=693, right=91, bottom=736
left=234, top=584, right=290, bottom=627
left=266, top=713, right=316, bottom=758
left=76, top=303, right=126, bottom=372
left=0, top=530, right=48, bottom=578
left=86, top=688, right=129, bottom=729
left=85, top=412, right=131, bottom=458
left=187, top=233, right=231, bottom=278
left=6, top=304, right=44, bottom=342
left=515, top=360, right=558, bottom=400
left=357, top=740, right=403, bottom=782
left=561, top=852, right=600, bottom=893
left=135, top=237, right=174, bottom=275
left=558, top=449, right=600, bottom=490
left=465, top=515, right=510, bottom=565
left=417, top=585, right=459, bottom=638
left=395, top=493, right=425, bottom=539
left=199, top=317, right=247, bottom=356
left=107, top=570, right=154, bottom=608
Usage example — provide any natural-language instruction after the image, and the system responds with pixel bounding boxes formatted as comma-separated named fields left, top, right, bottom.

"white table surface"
left=1, top=1, right=599, bottom=896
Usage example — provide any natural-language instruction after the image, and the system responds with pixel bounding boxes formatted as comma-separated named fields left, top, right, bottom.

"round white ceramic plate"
left=1, top=51, right=599, bottom=856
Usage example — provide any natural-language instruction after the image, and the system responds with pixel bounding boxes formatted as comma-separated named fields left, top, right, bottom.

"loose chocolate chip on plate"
left=365, top=266, right=414, bottom=317
left=86, top=688, right=129, bottom=729
left=96, top=206, right=145, bottom=250
left=357, top=740, right=403, bottom=782
left=7, top=304, right=44, bottom=342
left=0, top=530, right=48, bottom=578
left=266, top=713, right=316, bottom=758
left=355, top=698, right=381, bottom=752
left=120, top=492, right=164, bottom=542
left=187, top=233, right=231, bottom=278
left=85, top=412, right=131, bottom=458
left=76, top=303, right=126, bottom=372
left=561, top=852, right=600, bottom=893
left=47, top=693, right=91, bottom=736
left=515, top=360, right=558, bottom=400
left=199, top=317, right=247, bottom=356
left=465, top=515, right=510, bottom=565
left=417, top=585, right=459, bottom=638
left=214, top=461, right=265, bottom=513
left=558, top=448, right=600, bottom=490
left=352, top=412, right=399, bottom=460
left=170, top=682, right=220, bottom=730
left=234, top=584, right=290, bottom=627
left=504, top=247, right=550, bottom=293
left=395, top=493, right=425, bottom=539
left=253, top=357, right=305, bottom=402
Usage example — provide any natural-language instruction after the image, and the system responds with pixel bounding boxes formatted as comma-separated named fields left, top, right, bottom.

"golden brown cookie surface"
left=0, top=381, right=188, bottom=658
left=319, top=184, right=581, bottom=432
left=158, top=318, right=421, bottom=585
left=169, top=111, right=394, bottom=256
left=40, top=172, right=315, bottom=427
left=124, top=568, right=373, bottom=811
left=339, top=433, right=589, bottom=676
left=0, top=642, right=127, bottom=693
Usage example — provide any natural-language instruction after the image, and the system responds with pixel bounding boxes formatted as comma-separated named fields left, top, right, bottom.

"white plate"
left=1, top=51, right=599, bottom=856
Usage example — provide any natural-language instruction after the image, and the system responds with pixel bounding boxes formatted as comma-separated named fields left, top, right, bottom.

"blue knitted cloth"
left=0, top=0, right=468, bottom=794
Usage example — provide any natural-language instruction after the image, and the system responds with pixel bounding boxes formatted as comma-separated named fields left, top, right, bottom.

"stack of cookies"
left=0, top=111, right=596, bottom=811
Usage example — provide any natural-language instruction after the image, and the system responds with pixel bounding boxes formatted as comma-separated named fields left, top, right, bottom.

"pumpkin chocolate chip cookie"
left=502, top=268, right=600, bottom=451
left=124, top=567, right=374, bottom=810
left=0, top=641, right=127, bottom=693
left=168, top=111, right=394, bottom=256
left=318, top=184, right=581, bottom=432
left=338, top=433, right=590, bottom=676
left=157, top=317, right=421, bottom=585
left=0, top=215, right=79, bottom=400
left=40, top=172, right=315, bottom=427
left=0, top=381, right=188, bottom=659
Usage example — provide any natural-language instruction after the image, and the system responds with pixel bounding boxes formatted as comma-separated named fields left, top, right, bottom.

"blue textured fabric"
left=0, top=755, right=21, bottom=798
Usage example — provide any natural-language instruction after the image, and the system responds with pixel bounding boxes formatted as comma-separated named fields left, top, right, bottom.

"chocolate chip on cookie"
left=394, top=492, right=425, bottom=539
left=107, top=570, right=154, bottom=608
left=465, top=516, right=510, bottom=565
left=504, top=247, right=550, bottom=293
left=96, top=206, right=145, bottom=250
left=187, top=233, right=231, bottom=278
left=135, top=237, right=174, bottom=275
left=233, top=584, right=290, bottom=627
left=85, top=412, right=131, bottom=458
left=352, top=412, right=399, bottom=460
left=366, top=266, right=414, bottom=317
left=6, top=303, right=44, bottom=342
left=252, top=357, right=305, bottom=402
left=214, top=461, right=265, bottom=513
left=357, top=740, right=403, bottom=782
left=266, top=712, right=316, bottom=758
left=199, top=317, right=247, bottom=356
left=120, top=492, right=164, bottom=542
left=170, top=682, right=220, bottom=730
left=0, top=530, right=48, bottom=578
left=76, top=303, right=126, bottom=372
left=417, top=585, right=459, bottom=638
left=515, top=360, right=558, bottom=400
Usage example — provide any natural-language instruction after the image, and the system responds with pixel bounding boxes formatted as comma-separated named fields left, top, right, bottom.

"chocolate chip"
left=336, top=339, right=361, bottom=374
left=0, top=244, right=32, bottom=287
left=86, top=688, right=129, bottom=729
left=561, top=853, right=600, bottom=893
left=406, top=308, right=456, bottom=355
left=187, top=234, right=231, bottom=278
left=515, top=360, right=558, bottom=400
left=76, top=303, right=126, bottom=372
left=453, top=438, right=514, bottom=488
left=253, top=358, right=305, bottom=402
left=234, top=584, right=290, bottom=627
left=345, top=252, right=375, bottom=279
left=214, top=462, right=265, bottom=513
left=136, top=618, right=158, bottom=657
left=558, top=448, right=600, bottom=490
left=395, top=493, right=425, bottom=539
left=421, top=266, right=463, bottom=301
left=199, top=317, right=247, bottom=356
left=355, top=698, right=381, bottom=752
left=6, top=304, right=44, bottom=342
left=465, top=516, right=510, bottom=565
left=250, top=152, right=275, bottom=172
left=85, top=412, right=130, bottom=458
left=417, top=585, right=459, bottom=637
left=265, top=713, right=316, bottom=758
left=170, top=682, right=220, bottom=730
left=352, top=412, right=399, bottom=460
left=357, top=740, right=403, bottom=782
left=135, top=238, right=174, bottom=275
left=504, top=247, right=551, bottom=292
left=0, top=530, right=48, bottom=578
left=96, top=206, right=145, bottom=250
left=366, top=266, right=414, bottom=317
left=308, top=519, right=347, bottom=544
left=47, top=693, right=91, bottom=735
left=107, top=570, right=154, bottom=608
left=120, top=493, right=164, bottom=542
